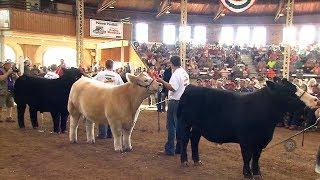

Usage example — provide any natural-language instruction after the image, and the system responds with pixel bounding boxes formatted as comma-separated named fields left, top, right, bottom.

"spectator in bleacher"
left=311, top=63, right=320, bottom=75
left=220, top=66, right=230, bottom=79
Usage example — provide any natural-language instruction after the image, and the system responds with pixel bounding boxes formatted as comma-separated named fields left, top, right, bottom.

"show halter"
left=137, top=79, right=155, bottom=92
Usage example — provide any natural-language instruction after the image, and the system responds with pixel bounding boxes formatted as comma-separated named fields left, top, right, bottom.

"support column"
left=76, top=0, right=84, bottom=67
left=180, top=0, right=187, bottom=68
left=0, top=31, right=4, bottom=62
left=121, top=41, right=125, bottom=64
left=95, top=46, right=101, bottom=65
left=282, top=0, right=294, bottom=79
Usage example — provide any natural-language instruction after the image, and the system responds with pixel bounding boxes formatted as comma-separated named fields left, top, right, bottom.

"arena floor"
left=0, top=110, right=319, bottom=180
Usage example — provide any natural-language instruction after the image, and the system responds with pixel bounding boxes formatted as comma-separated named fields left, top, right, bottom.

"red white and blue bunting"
left=220, top=0, right=256, bottom=13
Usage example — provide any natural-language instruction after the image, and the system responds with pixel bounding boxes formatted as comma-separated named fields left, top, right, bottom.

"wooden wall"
left=10, top=8, right=132, bottom=40
left=101, top=47, right=129, bottom=64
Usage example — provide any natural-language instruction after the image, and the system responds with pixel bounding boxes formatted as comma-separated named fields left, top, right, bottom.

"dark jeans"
left=164, top=100, right=182, bottom=155
left=98, top=124, right=112, bottom=138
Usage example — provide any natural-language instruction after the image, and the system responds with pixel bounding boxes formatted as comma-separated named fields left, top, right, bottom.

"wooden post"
left=282, top=0, right=294, bottom=79
left=0, top=30, right=4, bottom=62
left=180, top=0, right=187, bottom=68
left=76, top=0, right=84, bottom=67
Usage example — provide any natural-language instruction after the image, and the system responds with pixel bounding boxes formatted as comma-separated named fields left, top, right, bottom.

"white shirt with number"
left=168, top=67, right=190, bottom=100
left=93, top=70, right=124, bottom=85
left=44, top=71, right=59, bottom=79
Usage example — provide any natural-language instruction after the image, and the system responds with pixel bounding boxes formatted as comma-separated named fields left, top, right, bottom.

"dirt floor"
left=0, top=110, right=320, bottom=180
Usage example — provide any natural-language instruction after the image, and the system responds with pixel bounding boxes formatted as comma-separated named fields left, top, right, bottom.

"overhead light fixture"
left=165, top=10, right=170, bottom=14
left=279, top=13, right=284, bottom=17
left=109, top=6, right=115, bottom=9
left=221, top=13, right=225, bottom=17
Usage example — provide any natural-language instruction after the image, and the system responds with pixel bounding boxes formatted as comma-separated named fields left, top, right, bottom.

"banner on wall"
left=90, top=19, right=123, bottom=39
left=220, top=0, right=256, bottom=13
left=0, top=9, right=10, bottom=29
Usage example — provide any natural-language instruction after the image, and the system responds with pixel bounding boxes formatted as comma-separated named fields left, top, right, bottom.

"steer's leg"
left=29, top=108, right=38, bottom=129
left=180, top=122, right=191, bottom=166
left=109, top=121, right=123, bottom=152
left=122, top=123, right=134, bottom=152
left=51, top=111, right=61, bottom=133
left=69, top=114, right=81, bottom=143
left=17, top=104, right=26, bottom=128
left=252, top=147, right=263, bottom=179
left=60, top=111, right=69, bottom=133
left=240, top=144, right=253, bottom=179
left=190, top=128, right=202, bottom=166
left=85, top=119, right=95, bottom=144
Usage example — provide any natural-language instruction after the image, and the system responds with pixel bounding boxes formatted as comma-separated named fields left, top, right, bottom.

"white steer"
left=68, top=73, right=162, bottom=152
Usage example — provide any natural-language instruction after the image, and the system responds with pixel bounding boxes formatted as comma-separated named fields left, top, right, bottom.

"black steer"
left=14, top=68, right=83, bottom=133
left=178, top=78, right=318, bottom=179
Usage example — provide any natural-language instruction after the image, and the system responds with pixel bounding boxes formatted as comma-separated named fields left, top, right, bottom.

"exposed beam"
left=274, top=0, right=285, bottom=21
left=97, top=0, right=116, bottom=13
left=213, top=3, right=225, bottom=21
left=156, top=0, right=171, bottom=18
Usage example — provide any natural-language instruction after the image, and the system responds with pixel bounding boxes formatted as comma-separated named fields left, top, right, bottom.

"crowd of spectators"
left=134, top=41, right=251, bottom=80
left=250, top=44, right=320, bottom=79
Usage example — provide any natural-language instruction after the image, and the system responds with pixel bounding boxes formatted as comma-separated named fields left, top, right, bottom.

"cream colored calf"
left=68, top=73, right=162, bottom=152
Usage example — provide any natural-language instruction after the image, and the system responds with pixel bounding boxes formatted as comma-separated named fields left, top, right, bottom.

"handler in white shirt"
left=94, top=60, right=124, bottom=139
left=44, top=65, right=59, bottom=79
left=157, top=56, right=190, bottom=156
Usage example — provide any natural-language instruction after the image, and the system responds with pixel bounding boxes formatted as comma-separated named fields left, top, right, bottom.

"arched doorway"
left=4, top=45, right=16, bottom=62
left=43, top=47, right=77, bottom=67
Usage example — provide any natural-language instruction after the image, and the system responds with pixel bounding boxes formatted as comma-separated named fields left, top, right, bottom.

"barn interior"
left=0, top=0, right=320, bottom=179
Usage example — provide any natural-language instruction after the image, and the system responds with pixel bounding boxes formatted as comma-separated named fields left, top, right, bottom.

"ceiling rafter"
left=274, top=0, right=285, bottom=21
left=97, top=0, right=116, bottom=13
left=156, top=0, right=172, bottom=18
left=213, top=3, right=225, bottom=21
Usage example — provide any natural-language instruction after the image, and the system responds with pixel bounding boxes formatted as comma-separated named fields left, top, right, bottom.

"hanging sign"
left=0, top=9, right=10, bottom=29
left=90, top=19, right=123, bottom=39
left=220, top=0, right=256, bottom=13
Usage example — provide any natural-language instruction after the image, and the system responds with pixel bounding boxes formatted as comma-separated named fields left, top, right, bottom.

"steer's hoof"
left=181, top=161, right=189, bottom=167
left=70, top=140, right=78, bottom=144
left=243, top=175, right=253, bottom=180
left=253, top=175, right=263, bottom=180
left=115, top=149, right=123, bottom=153
left=194, top=161, right=203, bottom=166
left=123, top=147, right=133, bottom=152
left=87, top=139, right=95, bottom=144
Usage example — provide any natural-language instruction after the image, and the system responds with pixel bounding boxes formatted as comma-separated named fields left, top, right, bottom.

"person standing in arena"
left=94, top=60, right=124, bottom=139
left=157, top=56, right=190, bottom=156
left=0, top=60, right=19, bottom=123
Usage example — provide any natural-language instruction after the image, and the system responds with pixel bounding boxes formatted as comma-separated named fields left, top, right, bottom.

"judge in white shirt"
left=157, top=56, right=190, bottom=156
left=93, top=59, right=124, bottom=139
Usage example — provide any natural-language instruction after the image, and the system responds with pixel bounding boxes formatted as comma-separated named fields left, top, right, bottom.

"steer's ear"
left=126, top=73, right=138, bottom=84
left=266, top=81, right=277, bottom=90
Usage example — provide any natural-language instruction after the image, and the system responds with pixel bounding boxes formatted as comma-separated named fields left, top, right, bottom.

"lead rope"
left=263, top=117, right=320, bottom=152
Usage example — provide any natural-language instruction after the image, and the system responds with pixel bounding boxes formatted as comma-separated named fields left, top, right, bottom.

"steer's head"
left=61, top=67, right=84, bottom=82
left=126, top=72, right=162, bottom=94
left=266, top=78, right=319, bottom=111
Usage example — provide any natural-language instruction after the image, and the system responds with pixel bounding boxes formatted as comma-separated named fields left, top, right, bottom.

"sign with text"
left=0, top=9, right=10, bottom=29
left=90, top=19, right=123, bottom=39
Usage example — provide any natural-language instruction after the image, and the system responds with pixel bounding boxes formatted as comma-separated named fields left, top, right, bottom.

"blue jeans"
left=98, top=124, right=112, bottom=138
left=164, top=100, right=181, bottom=155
